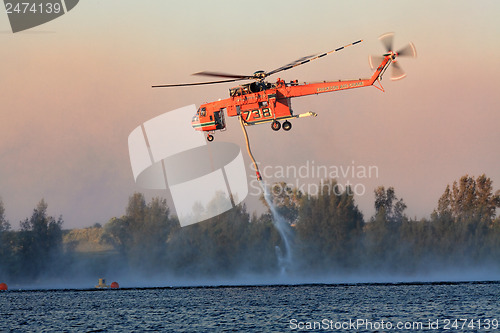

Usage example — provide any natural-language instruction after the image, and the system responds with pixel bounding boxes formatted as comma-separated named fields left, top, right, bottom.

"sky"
left=1, top=0, right=499, bottom=229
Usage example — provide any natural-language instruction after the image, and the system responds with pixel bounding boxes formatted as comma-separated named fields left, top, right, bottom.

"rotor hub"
left=253, top=70, right=266, bottom=81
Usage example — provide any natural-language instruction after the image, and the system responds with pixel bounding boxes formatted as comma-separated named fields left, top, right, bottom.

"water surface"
left=1, top=281, right=499, bottom=332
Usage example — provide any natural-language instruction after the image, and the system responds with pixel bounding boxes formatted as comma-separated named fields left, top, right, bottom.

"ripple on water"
left=0, top=281, right=499, bottom=332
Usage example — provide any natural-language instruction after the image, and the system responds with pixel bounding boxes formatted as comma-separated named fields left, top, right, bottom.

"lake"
left=1, top=281, right=499, bottom=332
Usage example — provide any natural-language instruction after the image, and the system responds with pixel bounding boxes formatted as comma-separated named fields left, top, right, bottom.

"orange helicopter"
left=153, top=33, right=416, bottom=142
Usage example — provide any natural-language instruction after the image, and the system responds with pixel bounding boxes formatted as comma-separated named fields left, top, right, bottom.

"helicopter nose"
left=191, top=115, right=201, bottom=129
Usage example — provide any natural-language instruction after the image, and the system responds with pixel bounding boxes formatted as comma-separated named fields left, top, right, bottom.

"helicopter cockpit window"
left=230, top=88, right=242, bottom=97
left=199, top=107, right=206, bottom=116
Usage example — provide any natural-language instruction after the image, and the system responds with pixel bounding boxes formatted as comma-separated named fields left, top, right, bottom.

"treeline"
left=1, top=174, right=500, bottom=283
left=0, top=200, right=66, bottom=283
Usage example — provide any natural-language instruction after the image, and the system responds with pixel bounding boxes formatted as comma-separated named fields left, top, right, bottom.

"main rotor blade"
left=396, top=42, right=417, bottom=58
left=266, top=39, right=363, bottom=76
left=152, top=78, right=243, bottom=88
left=391, top=62, right=406, bottom=81
left=193, top=71, right=252, bottom=80
left=265, top=54, right=317, bottom=76
left=379, top=32, right=394, bottom=52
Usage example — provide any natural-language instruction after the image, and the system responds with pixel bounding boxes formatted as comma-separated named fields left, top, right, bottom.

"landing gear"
left=282, top=121, right=292, bottom=131
left=271, top=120, right=281, bottom=131
left=207, top=134, right=214, bottom=142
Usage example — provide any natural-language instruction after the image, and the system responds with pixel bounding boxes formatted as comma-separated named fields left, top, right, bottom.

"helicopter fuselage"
left=191, top=54, right=391, bottom=139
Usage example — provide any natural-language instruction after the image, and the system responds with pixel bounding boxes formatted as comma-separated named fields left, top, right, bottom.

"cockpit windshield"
left=198, top=107, right=206, bottom=116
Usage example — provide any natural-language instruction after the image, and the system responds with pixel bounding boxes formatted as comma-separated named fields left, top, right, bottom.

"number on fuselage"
left=241, top=107, right=273, bottom=123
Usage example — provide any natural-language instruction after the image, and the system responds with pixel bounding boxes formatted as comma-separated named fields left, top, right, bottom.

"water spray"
left=261, top=184, right=294, bottom=275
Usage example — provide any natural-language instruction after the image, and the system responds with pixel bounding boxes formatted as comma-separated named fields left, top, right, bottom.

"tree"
left=102, top=193, right=179, bottom=271
left=164, top=201, right=257, bottom=277
left=432, top=174, right=500, bottom=261
left=0, top=198, right=12, bottom=275
left=436, top=174, right=499, bottom=224
left=373, top=186, right=407, bottom=224
left=365, top=186, right=408, bottom=269
left=102, top=216, right=133, bottom=256
left=18, top=199, right=64, bottom=279
left=0, top=198, right=10, bottom=232
left=295, top=179, right=364, bottom=271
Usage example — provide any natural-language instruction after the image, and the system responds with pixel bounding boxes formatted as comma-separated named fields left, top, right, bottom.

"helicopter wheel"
left=271, top=120, right=281, bottom=131
left=282, top=121, right=292, bottom=131
left=207, top=134, right=214, bottom=142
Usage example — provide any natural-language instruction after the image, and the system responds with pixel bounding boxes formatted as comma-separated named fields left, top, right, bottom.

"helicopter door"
left=214, top=109, right=226, bottom=130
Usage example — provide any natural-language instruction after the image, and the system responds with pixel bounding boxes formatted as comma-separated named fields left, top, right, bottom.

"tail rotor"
left=370, top=32, right=417, bottom=81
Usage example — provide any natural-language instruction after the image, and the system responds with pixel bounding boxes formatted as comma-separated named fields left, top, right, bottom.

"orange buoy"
left=0, top=283, right=7, bottom=291
left=110, top=282, right=119, bottom=289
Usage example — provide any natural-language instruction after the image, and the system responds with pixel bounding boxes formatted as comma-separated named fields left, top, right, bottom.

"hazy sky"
left=1, top=1, right=499, bottom=228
